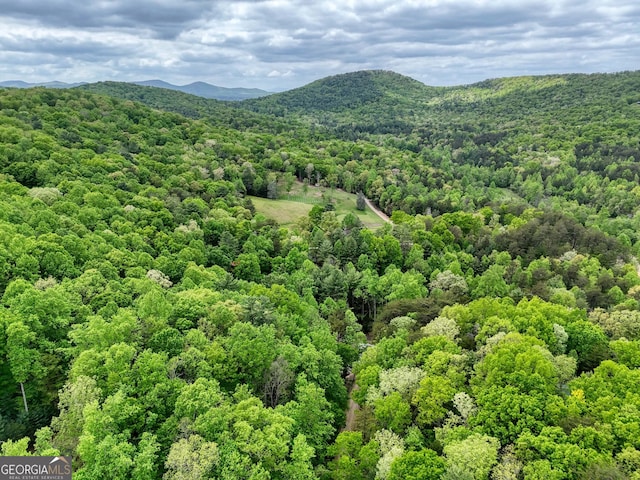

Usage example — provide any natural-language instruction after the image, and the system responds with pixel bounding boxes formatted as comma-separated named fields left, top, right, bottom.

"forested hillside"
left=1, top=71, right=640, bottom=479
left=78, top=81, right=291, bottom=132
left=131, top=80, right=270, bottom=101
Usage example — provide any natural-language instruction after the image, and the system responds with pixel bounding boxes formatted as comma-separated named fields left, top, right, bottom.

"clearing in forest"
left=249, top=182, right=385, bottom=229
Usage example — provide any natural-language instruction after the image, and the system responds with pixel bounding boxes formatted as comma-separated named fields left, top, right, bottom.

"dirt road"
left=364, top=197, right=391, bottom=224
left=343, top=384, right=360, bottom=431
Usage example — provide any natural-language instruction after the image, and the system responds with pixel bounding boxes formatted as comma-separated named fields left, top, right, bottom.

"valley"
left=0, top=70, right=639, bottom=479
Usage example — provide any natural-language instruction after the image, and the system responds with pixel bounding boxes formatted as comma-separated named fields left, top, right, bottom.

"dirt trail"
left=343, top=382, right=360, bottom=431
left=364, top=197, right=391, bottom=224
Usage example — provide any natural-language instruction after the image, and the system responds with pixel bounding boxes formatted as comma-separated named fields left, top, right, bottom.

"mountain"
left=132, top=79, right=271, bottom=100
left=0, top=79, right=270, bottom=101
left=76, top=81, right=291, bottom=132
left=78, top=80, right=229, bottom=119
left=77, top=69, right=640, bottom=145
left=241, top=69, right=640, bottom=118
left=0, top=80, right=32, bottom=88
left=0, top=80, right=86, bottom=88
left=235, top=70, right=446, bottom=137
left=3, top=72, right=640, bottom=479
left=237, top=69, right=640, bottom=138
left=240, top=70, right=437, bottom=114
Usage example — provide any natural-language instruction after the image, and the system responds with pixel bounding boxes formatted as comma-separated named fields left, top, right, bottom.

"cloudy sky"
left=0, top=0, right=638, bottom=91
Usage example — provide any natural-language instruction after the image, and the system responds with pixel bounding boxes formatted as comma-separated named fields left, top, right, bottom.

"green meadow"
left=249, top=182, right=385, bottom=229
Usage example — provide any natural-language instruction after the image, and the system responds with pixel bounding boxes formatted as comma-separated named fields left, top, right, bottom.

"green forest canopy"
left=1, top=70, right=640, bottom=478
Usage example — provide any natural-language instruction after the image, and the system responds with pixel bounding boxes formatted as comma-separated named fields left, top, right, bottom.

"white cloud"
left=0, top=0, right=637, bottom=90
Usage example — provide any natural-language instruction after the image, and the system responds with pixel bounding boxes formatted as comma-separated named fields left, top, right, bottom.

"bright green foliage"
left=373, top=391, right=412, bottom=434
left=328, top=431, right=380, bottom=480
left=442, top=433, right=500, bottom=480
left=472, top=265, right=511, bottom=299
left=609, top=338, right=640, bottom=368
left=442, top=297, right=586, bottom=352
left=132, top=432, right=160, bottom=480
left=234, top=252, right=262, bottom=282
left=221, top=322, right=277, bottom=391
left=412, top=375, right=456, bottom=427
left=51, top=375, right=101, bottom=454
left=284, top=435, right=317, bottom=480
left=285, top=375, right=336, bottom=457
left=520, top=460, right=565, bottom=480
left=2, top=73, right=640, bottom=478
left=163, top=434, right=218, bottom=480
left=471, top=385, right=565, bottom=445
left=515, top=427, right=615, bottom=480
left=472, top=333, right=558, bottom=394
left=617, top=447, right=640, bottom=479
left=569, top=360, right=640, bottom=450
left=0, top=437, right=31, bottom=456
left=387, top=449, right=446, bottom=480
left=5, top=320, right=44, bottom=385
left=565, top=320, right=611, bottom=372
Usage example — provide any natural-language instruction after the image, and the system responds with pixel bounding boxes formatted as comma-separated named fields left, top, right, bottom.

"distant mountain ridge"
left=0, top=79, right=271, bottom=101
left=76, top=81, right=293, bottom=133
left=131, top=80, right=271, bottom=100
left=0, top=80, right=86, bottom=88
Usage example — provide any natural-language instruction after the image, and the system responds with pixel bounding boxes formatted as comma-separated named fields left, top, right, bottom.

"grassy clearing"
left=249, top=182, right=385, bottom=229
left=249, top=196, right=313, bottom=226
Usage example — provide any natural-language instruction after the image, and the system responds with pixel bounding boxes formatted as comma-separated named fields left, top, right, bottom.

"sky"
left=0, top=0, right=638, bottom=91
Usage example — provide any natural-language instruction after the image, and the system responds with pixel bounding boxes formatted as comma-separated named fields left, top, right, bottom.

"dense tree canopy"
left=2, top=70, right=640, bottom=477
